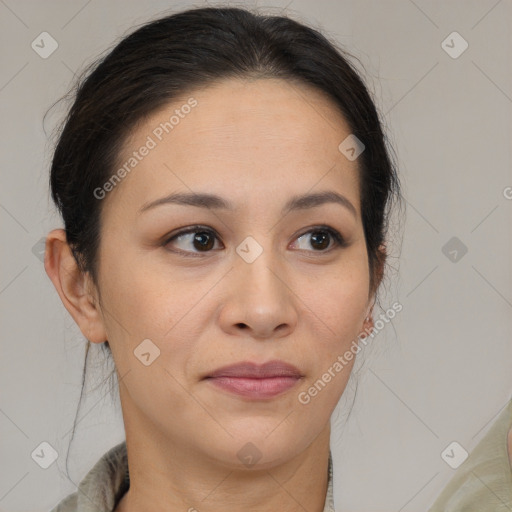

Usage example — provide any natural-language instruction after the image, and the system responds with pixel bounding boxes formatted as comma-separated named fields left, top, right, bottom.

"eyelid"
left=163, top=224, right=347, bottom=256
left=293, top=224, right=347, bottom=249
left=163, top=225, right=222, bottom=257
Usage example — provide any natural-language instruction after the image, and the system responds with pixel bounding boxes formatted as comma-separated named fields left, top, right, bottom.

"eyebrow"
left=138, top=190, right=357, bottom=218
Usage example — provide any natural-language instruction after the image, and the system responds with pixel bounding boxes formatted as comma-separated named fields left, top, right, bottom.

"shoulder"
left=428, top=399, right=512, bottom=511
left=48, top=441, right=128, bottom=512
left=48, top=490, right=78, bottom=512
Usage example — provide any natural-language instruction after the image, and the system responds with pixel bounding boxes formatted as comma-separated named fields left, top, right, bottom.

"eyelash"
left=162, top=224, right=347, bottom=257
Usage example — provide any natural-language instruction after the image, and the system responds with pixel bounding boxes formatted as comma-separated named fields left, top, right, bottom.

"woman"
left=44, top=6, right=402, bottom=511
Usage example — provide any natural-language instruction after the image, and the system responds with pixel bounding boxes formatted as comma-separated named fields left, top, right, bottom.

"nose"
left=218, top=249, right=298, bottom=340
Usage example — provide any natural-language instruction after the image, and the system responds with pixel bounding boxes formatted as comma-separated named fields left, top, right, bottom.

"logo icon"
left=237, top=442, right=263, bottom=467
left=134, top=338, right=161, bottom=366
left=442, top=236, right=468, bottom=263
left=31, top=32, right=59, bottom=59
left=441, top=441, right=468, bottom=469
left=338, top=134, right=365, bottom=161
left=441, top=32, right=468, bottom=59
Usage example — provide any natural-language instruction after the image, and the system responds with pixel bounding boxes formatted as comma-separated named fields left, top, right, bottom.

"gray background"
left=1, top=0, right=511, bottom=511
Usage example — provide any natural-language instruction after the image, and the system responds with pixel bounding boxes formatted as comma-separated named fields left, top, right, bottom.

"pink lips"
left=204, top=360, right=303, bottom=399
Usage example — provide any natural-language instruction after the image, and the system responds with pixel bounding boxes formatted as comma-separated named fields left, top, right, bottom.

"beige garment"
left=49, top=441, right=335, bottom=512
left=428, top=398, right=512, bottom=511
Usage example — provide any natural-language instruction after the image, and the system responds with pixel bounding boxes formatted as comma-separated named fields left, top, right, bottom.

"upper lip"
left=205, top=360, right=303, bottom=379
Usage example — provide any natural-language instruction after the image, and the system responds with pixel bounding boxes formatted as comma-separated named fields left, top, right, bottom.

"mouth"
left=203, top=360, right=304, bottom=399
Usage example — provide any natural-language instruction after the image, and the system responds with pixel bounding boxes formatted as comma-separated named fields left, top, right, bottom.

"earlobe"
left=361, top=312, right=374, bottom=338
left=44, top=228, right=107, bottom=344
left=358, top=300, right=375, bottom=339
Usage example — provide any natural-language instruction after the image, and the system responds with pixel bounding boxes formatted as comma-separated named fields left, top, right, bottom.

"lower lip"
left=206, top=376, right=301, bottom=399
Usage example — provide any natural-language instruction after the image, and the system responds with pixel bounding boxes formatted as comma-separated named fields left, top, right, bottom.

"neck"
left=116, top=413, right=332, bottom=512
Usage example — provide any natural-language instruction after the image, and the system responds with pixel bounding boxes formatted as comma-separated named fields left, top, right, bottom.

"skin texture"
left=45, top=77, right=384, bottom=512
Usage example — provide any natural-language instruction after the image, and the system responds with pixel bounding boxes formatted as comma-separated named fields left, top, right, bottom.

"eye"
left=291, top=226, right=346, bottom=253
left=163, top=224, right=346, bottom=256
left=163, top=225, right=222, bottom=256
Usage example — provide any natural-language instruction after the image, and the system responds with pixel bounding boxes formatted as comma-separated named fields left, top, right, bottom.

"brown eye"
left=293, top=227, right=345, bottom=252
left=310, top=230, right=330, bottom=250
left=163, top=224, right=345, bottom=257
left=164, top=226, right=221, bottom=255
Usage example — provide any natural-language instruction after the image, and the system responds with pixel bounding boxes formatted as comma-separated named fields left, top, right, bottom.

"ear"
left=44, top=228, right=107, bottom=344
left=360, top=242, right=387, bottom=337
left=359, top=304, right=375, bottom=340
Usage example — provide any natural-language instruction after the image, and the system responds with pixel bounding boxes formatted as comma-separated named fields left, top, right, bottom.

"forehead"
left=166, top=77, right=354, bottom=153
left=105, top=77, right=361, bottom=218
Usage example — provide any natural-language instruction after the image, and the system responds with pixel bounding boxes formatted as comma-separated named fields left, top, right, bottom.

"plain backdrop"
left=0, top=1, right=511, bottom=511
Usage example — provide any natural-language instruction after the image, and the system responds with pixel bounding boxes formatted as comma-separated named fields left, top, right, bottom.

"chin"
left=201, top=430, right=308, bottom=470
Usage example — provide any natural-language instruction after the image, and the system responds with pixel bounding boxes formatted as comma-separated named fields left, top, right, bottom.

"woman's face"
left=85, top=78, right=375, bottom=466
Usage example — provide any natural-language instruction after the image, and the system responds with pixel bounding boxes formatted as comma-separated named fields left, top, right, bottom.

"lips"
left=204, top=360, right=303, bottom=399
left=205, top=360, right=303, bottom=379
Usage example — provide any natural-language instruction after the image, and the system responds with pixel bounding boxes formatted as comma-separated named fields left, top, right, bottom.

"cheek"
left=100, top=239, right=176, bottom=328
left=101, top=263, right=200, bottom=400
left=308, top=263, right=369, bottom=343
left=295, top=270, right=367, bottom=413
left=101, top=254, right=212, bottom=371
